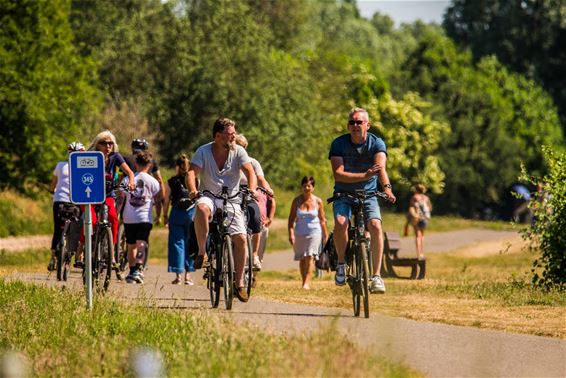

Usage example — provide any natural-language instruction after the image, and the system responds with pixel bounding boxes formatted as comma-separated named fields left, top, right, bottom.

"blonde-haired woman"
left=87, top=130, right=135, bottom=247
left=164, top=154, right=196, bottom=285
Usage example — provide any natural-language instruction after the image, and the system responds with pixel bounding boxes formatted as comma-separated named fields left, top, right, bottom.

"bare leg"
left=415, top=227, right=425, bottom=259
left=194, top=204, right=211, bottom=257
left=127, top=243, right=137, bottom=267
left=303, top=256, right=314, bottom=289
left=232, top=233, right=247, bottom=288
left=368, top=219, right=384, bottom=276
left=299, top=259, right=307, bottom=285
left=252, top=232, right=261, bottom=259
left=333, top=216, right=349, bottom=263
left=135, top=240, right=147, bottom=265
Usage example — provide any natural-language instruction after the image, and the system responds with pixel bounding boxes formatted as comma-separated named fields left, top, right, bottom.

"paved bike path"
left=9, top=265, right=565, bottom=378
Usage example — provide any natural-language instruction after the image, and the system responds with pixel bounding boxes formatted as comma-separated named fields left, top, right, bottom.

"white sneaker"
left=335, top=263, right=347, bottom=286
left=253, top=256, right=262, bottom=271
left=369, top=275, right=386, bottom=294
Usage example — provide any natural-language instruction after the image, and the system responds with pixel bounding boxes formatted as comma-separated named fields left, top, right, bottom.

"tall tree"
left=0, top=0, right=101, bottom=191
left=443, top=0, right=566, bottom=129
left=401, top=26, right=563, bottom=215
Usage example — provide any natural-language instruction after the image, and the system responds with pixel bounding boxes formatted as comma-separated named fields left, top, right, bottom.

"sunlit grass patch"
left=254, top=248, right=565, bottom=338
left=0, top=279, right=418, bottom=377
left=0, top=248, right=50, bottom=272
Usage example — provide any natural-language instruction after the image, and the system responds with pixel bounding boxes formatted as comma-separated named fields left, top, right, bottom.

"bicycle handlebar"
left=201, top=189, right=244, bottom=201
left=327, top=190, right=389, bottom=204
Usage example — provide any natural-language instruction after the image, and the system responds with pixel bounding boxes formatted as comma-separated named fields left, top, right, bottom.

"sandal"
left=185, top=278, right=194, bottom=286
left=171, top=277, right=182, bottom=285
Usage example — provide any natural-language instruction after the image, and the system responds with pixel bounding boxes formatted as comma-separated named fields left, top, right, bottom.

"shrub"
left=521, top=146, right=566, bottom=290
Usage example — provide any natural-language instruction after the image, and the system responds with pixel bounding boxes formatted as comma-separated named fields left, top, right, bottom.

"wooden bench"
left=380, top=231, right=426, bottom=280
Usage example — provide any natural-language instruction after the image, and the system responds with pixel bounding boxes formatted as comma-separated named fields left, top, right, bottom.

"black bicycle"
left=55, top=203, right=81, bottom=281
left=328, top=190, right=388, bottom=318
left=202, top=186, right=243, bottom=310
left=88, top=202, right=114, bottom=292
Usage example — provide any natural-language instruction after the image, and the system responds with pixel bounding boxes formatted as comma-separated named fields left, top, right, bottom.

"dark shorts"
left=247, top=202, right=262, bottom=234
left=417, top=219, right=428, bottom=229
left=124, top=222, right=153, bottom=244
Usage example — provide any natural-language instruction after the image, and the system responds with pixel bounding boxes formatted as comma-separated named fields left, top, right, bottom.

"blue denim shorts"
left=333, top=196, right=381, bottom=223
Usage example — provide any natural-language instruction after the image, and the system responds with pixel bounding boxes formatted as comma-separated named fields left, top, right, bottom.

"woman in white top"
left=288, top=176, right=328, bottom=289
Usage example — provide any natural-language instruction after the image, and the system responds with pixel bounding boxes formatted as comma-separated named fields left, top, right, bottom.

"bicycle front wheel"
left=95, top=227, right=113, bottom=292
left=222, top=235, right=234, bottom=310
left=208, top=242, right=221, bottom=308
left=359, top=242, right=370, bottom=318
left=245, top=234, right=254, bottom=297
left=350, top=248, right=360, bottom=317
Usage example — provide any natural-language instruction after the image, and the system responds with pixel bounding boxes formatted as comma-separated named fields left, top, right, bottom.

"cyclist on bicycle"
left=47, top=141, right=85, bottom=271
left=123, top=138, right=164, bottom=203
left=86, top=131, right=136, bottom=246
left=187, top=117, right=257, bottom=303
left=119, top=151, right=161, bottom=284
left=329, top=107, right=396, bottom=293
left=234, top=133, right=274, bottom=271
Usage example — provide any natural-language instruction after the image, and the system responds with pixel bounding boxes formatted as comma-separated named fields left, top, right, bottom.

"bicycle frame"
left=202, top=186, right=242, bottom=310
left=328, top=190, right=388, bottom=318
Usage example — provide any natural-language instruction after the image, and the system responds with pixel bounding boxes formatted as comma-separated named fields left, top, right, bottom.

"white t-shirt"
left=240, top=157, right=264, bottom=185
left=53, top=161, right=71, bottom=203
left=191, top=142, right=251, bottom=197
left=121, top=172, right=160, bottom=224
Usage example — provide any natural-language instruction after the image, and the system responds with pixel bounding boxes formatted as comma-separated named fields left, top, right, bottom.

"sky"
left=357, top=0, right=451, bottom=26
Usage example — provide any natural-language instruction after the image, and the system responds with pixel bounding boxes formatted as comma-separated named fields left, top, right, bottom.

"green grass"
left=0, top=249, right=50, bottom=268
left=0, top=191, right=52, bottom=237
left=0, top=279, right=418, bottom=377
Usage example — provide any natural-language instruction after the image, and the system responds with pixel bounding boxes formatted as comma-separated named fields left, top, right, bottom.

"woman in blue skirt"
left=163, top=154, right=196, bottom=285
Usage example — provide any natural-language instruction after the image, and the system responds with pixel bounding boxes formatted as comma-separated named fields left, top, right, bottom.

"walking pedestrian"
left=288, top=176, right=328, bottom=289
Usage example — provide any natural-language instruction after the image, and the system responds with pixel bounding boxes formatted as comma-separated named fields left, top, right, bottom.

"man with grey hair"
left=328, top=107, right=396, bottom=293
left=187, top=117, right=257, bottom=302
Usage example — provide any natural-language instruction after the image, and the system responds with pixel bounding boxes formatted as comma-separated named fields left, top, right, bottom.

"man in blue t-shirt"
left=328, top=107, right=396, bottom=293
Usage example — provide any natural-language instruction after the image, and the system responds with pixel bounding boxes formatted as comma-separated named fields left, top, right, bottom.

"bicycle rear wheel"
left=359, top=242, right=370, bottom=318
left=115, top=223, right=127, bottom=280
left=56, top=224, right=68, bottom=281
left=222, top=235, right=234, bottom=310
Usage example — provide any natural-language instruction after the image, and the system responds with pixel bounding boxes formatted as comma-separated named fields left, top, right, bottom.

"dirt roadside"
left=4, top=228, right=565, bottom=377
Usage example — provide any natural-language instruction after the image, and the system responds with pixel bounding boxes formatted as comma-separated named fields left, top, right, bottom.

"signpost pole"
left=69, top=151, right=104, bottom=311
left=85, top=204, right=93, bottom=310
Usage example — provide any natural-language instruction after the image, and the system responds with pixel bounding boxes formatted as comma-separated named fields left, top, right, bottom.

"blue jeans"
left=332, top=196, right=381, bottom=223
left=168, top=206, right=196, bottom=273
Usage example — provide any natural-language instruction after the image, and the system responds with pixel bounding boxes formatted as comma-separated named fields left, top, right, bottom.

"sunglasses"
left=348, top=120, right=366, bottom=126
left=98, top=141, right=114, bottom=146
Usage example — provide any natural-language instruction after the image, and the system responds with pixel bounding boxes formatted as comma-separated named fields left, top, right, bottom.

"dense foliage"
left=0, top=0, right=101, bottom=192
left=1, top=0, right=563, bottom=217
left=443, top=0, right=566, bottom=130
left=522, top=147, right=566, bottom=290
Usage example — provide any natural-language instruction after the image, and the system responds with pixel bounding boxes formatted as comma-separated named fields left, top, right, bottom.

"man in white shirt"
left=188, top=117, right=257, bottom=302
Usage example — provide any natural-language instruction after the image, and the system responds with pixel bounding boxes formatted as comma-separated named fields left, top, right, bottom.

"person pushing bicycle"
left=329, top=107, right=396, bottom=293
left=187, top=117, right=257, bottom=303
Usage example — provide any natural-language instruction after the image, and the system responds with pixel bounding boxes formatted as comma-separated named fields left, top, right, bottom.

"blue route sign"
left=69, top=151, right=106, bottom=204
